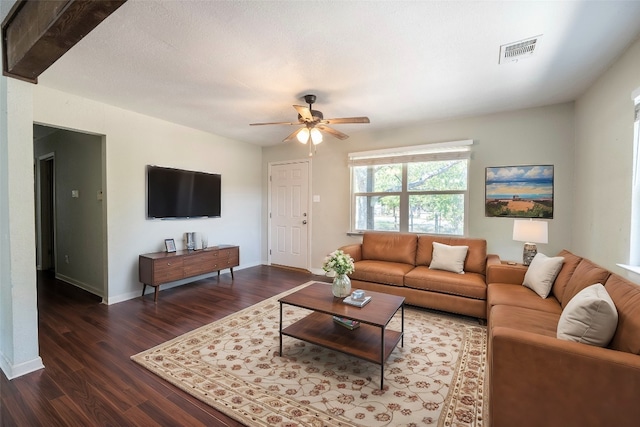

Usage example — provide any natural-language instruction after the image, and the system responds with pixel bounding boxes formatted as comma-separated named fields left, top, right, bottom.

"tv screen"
left=147, top=166, right=221, bottom=219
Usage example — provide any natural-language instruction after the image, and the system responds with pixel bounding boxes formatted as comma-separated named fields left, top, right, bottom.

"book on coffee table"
left=332, top=316, right=360, bottom=330
left=342, top=295, right=372, bottom=307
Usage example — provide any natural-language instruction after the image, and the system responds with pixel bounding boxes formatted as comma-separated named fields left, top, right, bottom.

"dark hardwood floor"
left=1, top=265, right=325, bottom=426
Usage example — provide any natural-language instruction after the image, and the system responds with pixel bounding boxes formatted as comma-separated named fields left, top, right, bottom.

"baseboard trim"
left=55, top=273, right=104, bottom=299
left=268, top=263, right=325, bottom=276
left=309, top=267, right=326, bottom=276
left=0, top=352, right=44, bottom=380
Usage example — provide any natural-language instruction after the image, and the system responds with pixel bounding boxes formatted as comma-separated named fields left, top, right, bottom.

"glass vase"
left=332, top=274, right=352, bottom=298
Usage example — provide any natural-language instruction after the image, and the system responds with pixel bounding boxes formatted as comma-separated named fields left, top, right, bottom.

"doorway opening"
left=36, top=153, right=56, bottom=272
left=33, top=124, right=107, bottom=300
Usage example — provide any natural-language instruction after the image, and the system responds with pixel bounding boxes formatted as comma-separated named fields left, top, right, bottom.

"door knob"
left=302, top=220, right=307, bottom=225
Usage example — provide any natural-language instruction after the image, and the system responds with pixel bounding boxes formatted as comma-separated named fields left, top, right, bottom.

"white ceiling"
left=37, top=0, right=640, bottom=147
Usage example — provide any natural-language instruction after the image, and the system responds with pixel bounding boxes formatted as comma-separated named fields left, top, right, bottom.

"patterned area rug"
left=131, top=282, right=487, bottom=426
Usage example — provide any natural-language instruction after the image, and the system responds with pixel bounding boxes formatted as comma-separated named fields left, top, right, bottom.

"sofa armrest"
left=486, top=253, right=501, bottom=268
left=339, top=244, right=362, bottom=262
left=486, top=260, right=527, bottom=285
left=491, top=326, right=640, bottom=427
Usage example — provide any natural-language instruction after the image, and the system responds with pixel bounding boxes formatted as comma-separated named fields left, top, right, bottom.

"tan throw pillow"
left=429, top=242, right=468, bottom=274
left=522, top=253, right=564, bottom=298
left=557, top=283, right=618, bottom=347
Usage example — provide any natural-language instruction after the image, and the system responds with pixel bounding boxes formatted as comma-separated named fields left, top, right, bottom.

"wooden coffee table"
left=279, top=282, right=404, bottom=389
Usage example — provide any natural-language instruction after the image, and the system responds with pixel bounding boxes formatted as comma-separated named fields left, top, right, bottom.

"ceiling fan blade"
left=283, top=127, right=306, bottom=143
left=250, top=121, right=297, bottom=126
left=293, top=105, right=313, bottom=122
left=322, top=117, right=370, bottom=124
left=316, top=125, right=349, bottom=140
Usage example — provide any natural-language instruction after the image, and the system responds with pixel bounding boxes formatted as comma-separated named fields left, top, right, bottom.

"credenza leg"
left=154, top=286, right=159, bottom=303
left=230, top=267, right=234, bottom=280
left=142, top=284, right=147, bottom=297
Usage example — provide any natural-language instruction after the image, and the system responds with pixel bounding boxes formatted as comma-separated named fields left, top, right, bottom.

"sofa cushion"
left=487, top=283, right=563, bottom=315
left=416, top=235, right=487, bottom=275
left=361, top=232, right=418, bottom=265
left=551, top=250, right=582, bottom=302
left=522, top=253, right=564, bottom=298
left=489, top=304, right=560, bottom=338
left=604, top=274, right=640, bottom=355
left=561, top=259, right=611, bottom=308
left=349, top=260, right=414, bottom=287
left=557, top=284, right=618, bottom=347
left=405, top=266, right=486, bottom=299
left=429, top=242, right=468, bottom=274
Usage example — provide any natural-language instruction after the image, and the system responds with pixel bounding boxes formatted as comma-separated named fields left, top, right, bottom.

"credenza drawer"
left=218, top=247, right=239, bottom=259
left=153, top=258, right=184, bottom=284
left=220, top=256, right=239, bottom=267
left=183, top=251, right=216, bottom=276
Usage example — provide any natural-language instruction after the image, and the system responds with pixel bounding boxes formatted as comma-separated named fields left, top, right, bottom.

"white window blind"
left=348, top=140, right=472, bottom=166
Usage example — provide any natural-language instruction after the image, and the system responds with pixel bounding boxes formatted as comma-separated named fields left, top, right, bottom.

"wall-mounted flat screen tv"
left=147, top=165, right=221, bottom=219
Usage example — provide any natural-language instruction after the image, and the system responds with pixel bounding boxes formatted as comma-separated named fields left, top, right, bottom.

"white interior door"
left=270, top=161, right=309, bottom=270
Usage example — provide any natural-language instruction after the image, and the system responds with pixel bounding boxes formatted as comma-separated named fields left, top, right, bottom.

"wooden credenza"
left=139, top=245, right=239, bottom=302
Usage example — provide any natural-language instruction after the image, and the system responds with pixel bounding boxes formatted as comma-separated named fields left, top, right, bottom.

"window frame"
left=348, top=141, right=472, bottom=236
left=619, top=88, right=640, bottom=275
left=628, top=91, right=640, bottom=265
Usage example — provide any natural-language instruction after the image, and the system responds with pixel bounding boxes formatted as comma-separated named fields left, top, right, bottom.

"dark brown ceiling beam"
left=2, top=0, right=127, bottom=84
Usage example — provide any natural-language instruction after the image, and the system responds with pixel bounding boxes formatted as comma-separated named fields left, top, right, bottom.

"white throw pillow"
left=522, top=253, right=564, bottom=298
left=557, top=283, right=618, bottom=347
left=429, top=242, right=468, bottom=274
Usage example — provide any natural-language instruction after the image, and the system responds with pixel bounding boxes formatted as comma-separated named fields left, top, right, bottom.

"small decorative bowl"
left=351, top=290, right=365, bottom=301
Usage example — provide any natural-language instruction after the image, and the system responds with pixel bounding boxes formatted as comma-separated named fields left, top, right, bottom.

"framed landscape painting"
left=485, top=165, right=554, bottom=218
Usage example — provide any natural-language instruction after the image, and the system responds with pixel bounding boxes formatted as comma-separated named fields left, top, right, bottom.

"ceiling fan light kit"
left=310, top=128, right=322, bottom=144
left=296, top=128, right=309, bottom=144
left=250, top=94, right=369, bottom=156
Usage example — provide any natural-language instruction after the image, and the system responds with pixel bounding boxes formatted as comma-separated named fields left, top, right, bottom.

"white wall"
left=33, top=86, right=263, bottom=303
left=0, top=53, right=44, bottom=377
left=263, top=102, right=575, bottom=271
left=574, top=36, right=640, bottom=275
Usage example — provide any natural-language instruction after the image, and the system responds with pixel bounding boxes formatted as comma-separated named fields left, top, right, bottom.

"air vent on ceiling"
left=499, top=35, right=542, bottom=64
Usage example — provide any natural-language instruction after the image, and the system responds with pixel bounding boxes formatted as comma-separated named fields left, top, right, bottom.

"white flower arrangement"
left=322, top=249, right=355, bottom=276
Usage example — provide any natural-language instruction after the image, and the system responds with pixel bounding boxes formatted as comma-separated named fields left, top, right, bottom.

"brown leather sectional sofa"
left=487, top=249, right=640, bottom=427
left=339, top=231, right=496, bottom=318
left=341, top=233, right=640, bottom=424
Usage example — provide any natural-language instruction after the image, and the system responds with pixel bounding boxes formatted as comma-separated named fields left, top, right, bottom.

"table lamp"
left=512, top=219, right=548, bottom=266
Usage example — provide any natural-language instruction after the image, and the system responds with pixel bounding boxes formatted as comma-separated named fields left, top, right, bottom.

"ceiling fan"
left=250, top=94, right=370, bottom=155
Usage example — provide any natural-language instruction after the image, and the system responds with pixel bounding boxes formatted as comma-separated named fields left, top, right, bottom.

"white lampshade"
left=297, top=128, right=310, bottom=144
left=310, top=128, right=323, bottom=145
left=513, top=219, right=548, bottom=266
left=512, top=219, right=548, bottom=244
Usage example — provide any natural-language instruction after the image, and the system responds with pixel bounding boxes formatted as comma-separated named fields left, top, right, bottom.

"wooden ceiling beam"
left=2, top=0, right=127, bottom=83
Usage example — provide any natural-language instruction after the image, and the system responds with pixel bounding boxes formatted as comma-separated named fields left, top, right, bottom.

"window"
left=349, top=141, right=471, bottom=235
left=628, top=92, right=640, bottom=265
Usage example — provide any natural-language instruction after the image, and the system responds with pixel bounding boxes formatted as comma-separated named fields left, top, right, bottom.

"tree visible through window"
left=350, top=142, right=470, bottom=235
